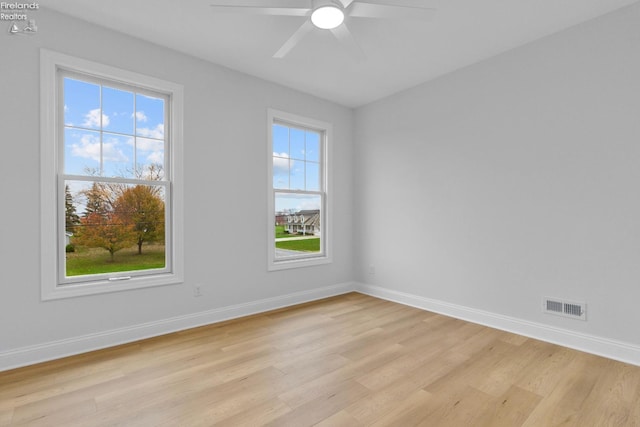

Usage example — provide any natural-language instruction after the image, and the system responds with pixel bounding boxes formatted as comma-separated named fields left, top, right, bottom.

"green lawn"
left=66, top=245, right=166, bottom=276
left=275, top=225, right=288, bottom=238
left=275, top=238, right=320, bottom=252
left=275, top=225, right=316, bottom=239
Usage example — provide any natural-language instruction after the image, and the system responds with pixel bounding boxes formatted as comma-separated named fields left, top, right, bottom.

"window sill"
left=42, top=273, right=183, bottom=300
left=268, top=255, right=332, bottom=271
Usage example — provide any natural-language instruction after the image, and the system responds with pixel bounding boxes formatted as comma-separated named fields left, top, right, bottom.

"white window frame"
left=267, top=109, right=332, bottom=271
left=40, top=49, right=184, bottom=300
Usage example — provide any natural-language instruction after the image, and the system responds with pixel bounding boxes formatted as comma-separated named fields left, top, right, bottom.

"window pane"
left=273, top=155, right=290, bottom=189
left=64, top=128, right=101, bottom=175
left=102, top=133, right=134, bottom=178
left=136, top=94, right=164, bottom=139
left=290, top=128, right=305, bottom=160
left=65, top=180, right=166, bottom=277
left=274, top=193, right=321, bottom=259
left=306, top=161, right=320, bottom=191
left=136, top=137, right=165, bottom=179
left=305, top=131, right=320, bottom=162
left=290, top=161, right=305, bottom=190
left=64, top=78, right=100, bottom=129
left=102, top=86, right=134, bottom=134
left=273, top=124, right=289, bottom=155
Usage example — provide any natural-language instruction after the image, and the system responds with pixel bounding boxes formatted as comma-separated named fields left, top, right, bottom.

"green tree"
left=64, top=185, right=80, bottom=233
left=115, top=185, right=165, bottom=255
left=75, top=211, right=136, bottom=261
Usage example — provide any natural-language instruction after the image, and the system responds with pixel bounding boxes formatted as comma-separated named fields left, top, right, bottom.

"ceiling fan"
left=210, top=0, right=436, bottom=59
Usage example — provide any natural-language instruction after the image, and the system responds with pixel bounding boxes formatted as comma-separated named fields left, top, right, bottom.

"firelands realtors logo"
left=2, top=2, right=39, bottom=35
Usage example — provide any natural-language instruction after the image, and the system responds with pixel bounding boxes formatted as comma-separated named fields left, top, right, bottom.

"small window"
left=267, top=109, right=332, bottom=270
left=41, top=50, right=184, bottom=299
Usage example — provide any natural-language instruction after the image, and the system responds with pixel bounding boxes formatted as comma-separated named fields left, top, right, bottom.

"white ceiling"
left=44, top=0, right=638, bottom=108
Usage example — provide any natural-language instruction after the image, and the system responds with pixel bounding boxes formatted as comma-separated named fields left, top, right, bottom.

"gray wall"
left=0, top=8, right=354, bottom=352
left=354, top=4, right=640, bottom=345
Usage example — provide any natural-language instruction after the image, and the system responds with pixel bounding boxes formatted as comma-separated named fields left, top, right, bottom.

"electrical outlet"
left=369, top=264, right=375, bottom=275
left=193, top=285, right=202, bottom=297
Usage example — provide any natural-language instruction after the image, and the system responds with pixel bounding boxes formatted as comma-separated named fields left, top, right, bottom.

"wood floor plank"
left=212, top=398, right=292, bottom=427
left=628, top=383, right=640, bottom=426
left=354, top=342, right=450, bottom=392
left=368, top=388, right=435, bottom=427
left=96, top=366, right=285, bottom=426
left=520, top=354, right=608, bottom=426
left=0, top=368, right=124, bottom=417
left=571, top=359, right=639, bottom=426
left=267, top=379, right=369, bottom=427
left=278, top=343, right=407, bottom=409
left=514, top=343, right=577, bottom=396
left=337, top=304, right=424, bottom=337
left=348, top=350, right=469, bottom=424
left=347, top=368, right=441, bottom=424
left=271, top=327, right=380, bottom=369
left=414, top=385, right=498, bottom=426
left=0, top=409, right=13, bottom=427
left=0, top=345, right=137, bottom=405
left=446, top=326, right=505, bottom=359
left=482, top=385, right=543, bottom=427
left=341, top=311, right=446, bottom=362
left=274, top=352, right=351, bottom=382
left=422, top=339, right=516, bottom=397
left=313, top=409, right=364, bottom=427
left=470, top=338, right=558, bottom=397
left=1, top=293, right=640, bottom=426
left=10, top=397, right=96, bottom=427
left=346, top=384, right=419, bottom=424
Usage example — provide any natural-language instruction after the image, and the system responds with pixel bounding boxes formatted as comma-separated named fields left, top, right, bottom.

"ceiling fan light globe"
left=311, top=6, right=344, bottom=29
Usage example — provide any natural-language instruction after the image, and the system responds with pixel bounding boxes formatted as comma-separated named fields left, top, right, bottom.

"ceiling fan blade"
left=330, top=23, right=365, bottom=61
left=273, top=20, right=315, bottom=58
left=349, top=1, right=436, bottom=20
left=210, top=2, right=311, bottom=17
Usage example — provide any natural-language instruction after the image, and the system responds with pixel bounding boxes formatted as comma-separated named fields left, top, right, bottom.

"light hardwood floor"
left=2, top=293, right=640, bottom=426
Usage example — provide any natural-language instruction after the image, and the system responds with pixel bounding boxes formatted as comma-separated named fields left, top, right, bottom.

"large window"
left=267, top=109, right=332, bottom=270
left=41, top=50, right=183, bottom=299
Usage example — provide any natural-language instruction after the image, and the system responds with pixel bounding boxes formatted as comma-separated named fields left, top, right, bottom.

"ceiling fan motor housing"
left=311, top=0, right=345, bottom=29
left=312, top=0, right=345, bottom=10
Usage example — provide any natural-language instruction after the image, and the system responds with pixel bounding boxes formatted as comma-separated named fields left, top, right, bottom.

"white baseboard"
left=0, top=282, right=356, bottom=372
left=356, top=283, right=640, bottom=367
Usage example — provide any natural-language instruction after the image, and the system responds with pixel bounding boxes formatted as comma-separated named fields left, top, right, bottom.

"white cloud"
left=82, top=108, right=109, bottom=128
left=71, top=134, right=100, bottom=161
left=146, top=150, right=164, bottom=164
left=103, top=138, right=129, bottom=162
left=273, top=153, right=292, bottom=174
left=136, top=137, right=163, bottom=152
left=137, top=123, right=164, bottom=139
left=134, top=111, right=148, bottom=122
left=71, top=133, right=128, bottom=163
left=136, top=138, right=164, bottom=164
left=132, top=137, right=164, bottom=165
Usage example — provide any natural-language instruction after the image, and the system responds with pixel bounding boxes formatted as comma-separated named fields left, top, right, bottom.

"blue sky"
left=273, top=124, right=322, bottom=212
left=63, top=77, right=165, bottom=179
